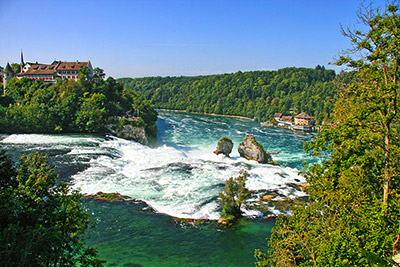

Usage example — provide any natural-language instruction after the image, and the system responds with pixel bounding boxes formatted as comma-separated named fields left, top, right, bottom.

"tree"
left=258, top=2, right=400, bottom=266
left=78, top=66, right=91, bottom=82
left=10, top=63, right=21, bottom=74
left=218, top=170, right=250, bottom=224
left=0, top=150, right=104, bottom=266
left=93, top=67, right=106, bottom=80
left=119, top=66, right=337, bottom=123
left=75, top=93, right=107, bottom=132
left=337, top=1, right=400, bottom=209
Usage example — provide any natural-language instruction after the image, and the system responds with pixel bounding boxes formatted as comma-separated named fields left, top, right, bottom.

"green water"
left=0, top=110, right=315, bottom=266
left=84, top=199, right=274, bottom=267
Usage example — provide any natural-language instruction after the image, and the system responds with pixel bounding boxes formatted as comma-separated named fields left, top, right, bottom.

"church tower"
left=20, top=49, right=25, bottom=73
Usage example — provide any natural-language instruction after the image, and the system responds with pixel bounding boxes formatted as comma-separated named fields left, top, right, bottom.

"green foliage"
left=260, top=3, right=400, bottom=266
left=119, top=66, right=337, bottom=123
left=0, top=149, right=104, bottom=266
left=0, top=147, right=16, bottom=189
left=0, top=76, right=158, bottom=138
left=218, top=170, right=250, bottom=224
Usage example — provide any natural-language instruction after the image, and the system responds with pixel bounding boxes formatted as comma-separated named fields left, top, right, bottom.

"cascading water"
left=1, top=110, right=316, bottom=220
left=0, top=110, right=318, bottom=266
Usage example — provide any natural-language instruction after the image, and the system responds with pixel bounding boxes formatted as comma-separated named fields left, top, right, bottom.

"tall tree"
left=337, top=1, right=400, bottom=209
left=257, top=2, right=400, bottom=266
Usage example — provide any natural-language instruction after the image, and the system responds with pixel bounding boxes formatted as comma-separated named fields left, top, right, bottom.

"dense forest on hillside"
left=0, top=70, right=158, bottom=139
left=119, top=66, right=338, bottom=123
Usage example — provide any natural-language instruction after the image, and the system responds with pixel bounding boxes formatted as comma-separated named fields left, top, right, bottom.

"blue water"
left=0, top=110, right=316, bottom=266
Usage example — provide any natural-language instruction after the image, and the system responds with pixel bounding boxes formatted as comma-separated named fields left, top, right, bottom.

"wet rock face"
left=107, top=124, right=149, bottom=145
left=238, top=136, right=271, bottom=163
left=214, top=137, right=233, bottom=157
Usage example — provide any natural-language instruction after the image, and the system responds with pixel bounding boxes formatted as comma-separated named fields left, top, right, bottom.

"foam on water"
left=1, top=111, right=316, bottom=220
left=1, top=133, right=103, bottom=145
left=70, top=134, right=308, bottom=220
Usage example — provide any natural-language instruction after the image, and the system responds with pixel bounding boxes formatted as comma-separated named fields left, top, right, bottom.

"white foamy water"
left=0, top=111, right=315, bottom=220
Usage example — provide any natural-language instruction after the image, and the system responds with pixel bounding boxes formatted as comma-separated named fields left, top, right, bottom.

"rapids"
left=0, top=110, right=316, bottom=220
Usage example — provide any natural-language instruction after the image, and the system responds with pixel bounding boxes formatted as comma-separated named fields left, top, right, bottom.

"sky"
left=0, top=0, right=392, bottom=78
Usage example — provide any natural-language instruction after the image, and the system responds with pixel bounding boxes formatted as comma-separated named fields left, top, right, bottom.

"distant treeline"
left=0, top=72, right=157, bottom=137
left=119, top=66, right=339, bottom=123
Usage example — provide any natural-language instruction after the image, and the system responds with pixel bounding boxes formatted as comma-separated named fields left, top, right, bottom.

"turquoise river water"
left=0, top=110, right=316, bottom=266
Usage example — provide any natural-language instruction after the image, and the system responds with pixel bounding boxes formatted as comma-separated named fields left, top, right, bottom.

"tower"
left=3, top=63, right=14, bottom=95
left=20, top=49, right=25, bottom=73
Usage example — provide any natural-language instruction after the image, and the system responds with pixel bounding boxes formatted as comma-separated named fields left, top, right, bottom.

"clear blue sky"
left=0, top=0, right=391, bottom=78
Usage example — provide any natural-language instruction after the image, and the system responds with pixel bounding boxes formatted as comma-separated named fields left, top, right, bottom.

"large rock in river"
left=238, top=136, right=271, bottom=163
left=214, top=137, right=233, bottom=157
left=107, top=124, right=149, bottom=145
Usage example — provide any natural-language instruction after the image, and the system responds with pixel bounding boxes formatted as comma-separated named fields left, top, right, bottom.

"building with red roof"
left=17, top=60, right=93, bottom=82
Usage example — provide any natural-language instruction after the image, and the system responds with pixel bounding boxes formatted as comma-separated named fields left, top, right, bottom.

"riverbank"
left=159, top=109, right=255, bottom=121
left=262, top=122, right=321, bottom=133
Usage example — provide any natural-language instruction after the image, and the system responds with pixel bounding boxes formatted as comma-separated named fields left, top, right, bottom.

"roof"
left=274, top=113, right=283, bottom=118
left=19, top=61, right=90, bottom=76
left=4, top=63, right=14, bottom=74
left=23, top=63, right=58, bottom=75
left=56, top=61, right=89, bottom=71
left=281, top=115, right=293, bottom=121
left=295, top=112, right=313, bottom=119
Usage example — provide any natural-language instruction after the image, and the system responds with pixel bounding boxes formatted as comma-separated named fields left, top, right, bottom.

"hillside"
left=119, top=66, right=338, bottom=123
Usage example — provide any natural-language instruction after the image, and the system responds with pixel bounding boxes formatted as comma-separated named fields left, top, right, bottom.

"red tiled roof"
left=56, top=61, right=88, bottom=70
left=23, top=63, right=58, bottom=75
left=19, top=61, right=89, bottom=76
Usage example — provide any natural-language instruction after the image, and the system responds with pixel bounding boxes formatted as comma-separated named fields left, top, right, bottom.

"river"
left=0, top=110, right=316, bottom=266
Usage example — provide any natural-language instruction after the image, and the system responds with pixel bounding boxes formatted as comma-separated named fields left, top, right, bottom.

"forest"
left=0, top=68, right=158, bottom=139
left=119, top=66, right=338, bottom=123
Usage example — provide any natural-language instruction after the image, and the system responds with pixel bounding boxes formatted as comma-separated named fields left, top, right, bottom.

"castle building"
left=16, top=60, right=93, bottom=81
left=2, top=52, right=94, bottom=93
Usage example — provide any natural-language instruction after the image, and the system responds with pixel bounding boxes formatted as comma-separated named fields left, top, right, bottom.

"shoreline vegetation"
left=0, top=72, right=158, bottom=145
